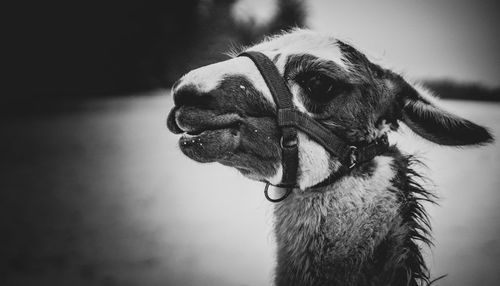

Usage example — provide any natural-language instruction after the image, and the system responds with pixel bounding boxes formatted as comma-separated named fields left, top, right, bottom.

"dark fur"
left=386, top=148, right=435, bottom=286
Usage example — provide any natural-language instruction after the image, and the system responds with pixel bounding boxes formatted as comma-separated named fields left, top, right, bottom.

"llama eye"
left=300, top=74, right=337, bottom=103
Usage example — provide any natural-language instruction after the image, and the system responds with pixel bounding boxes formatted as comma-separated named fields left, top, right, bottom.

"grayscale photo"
left=3, top=1, right=499, bottom=285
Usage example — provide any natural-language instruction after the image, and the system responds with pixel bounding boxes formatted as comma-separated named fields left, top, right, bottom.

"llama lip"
left=178, top=127, right=241, bottom=163
left=171, top=107, right=243, bottom=162
left=181, top=122, right=241, bottom=136
left=166, top=107, right=183, bottom=134
left=172, top=107, right=242, bottom=135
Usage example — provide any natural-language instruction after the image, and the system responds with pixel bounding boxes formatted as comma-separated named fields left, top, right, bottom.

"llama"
left=166, top=29, right=493, bottom=286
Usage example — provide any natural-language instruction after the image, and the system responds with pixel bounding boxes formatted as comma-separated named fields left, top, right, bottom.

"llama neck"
left=273, top=154, right=430, bottom=286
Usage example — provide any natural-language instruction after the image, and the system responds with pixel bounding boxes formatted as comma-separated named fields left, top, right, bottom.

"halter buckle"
left=280, top=136, right=298, bottom=149
left=348, top=146, right=358, bottom=169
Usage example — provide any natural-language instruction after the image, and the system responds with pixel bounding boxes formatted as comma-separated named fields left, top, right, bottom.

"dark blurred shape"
left=5, top=0, right=306, bottom=100
left=424, top=80, right=500, bottom=102
left=235, top=0, right=307, bottom=44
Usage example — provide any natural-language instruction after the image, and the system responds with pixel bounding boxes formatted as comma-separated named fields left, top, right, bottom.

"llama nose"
left=173, top=84, right=212, bottom=107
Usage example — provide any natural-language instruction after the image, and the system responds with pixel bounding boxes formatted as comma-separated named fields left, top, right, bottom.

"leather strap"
left=240, top=51, right=299, bottom=187
left=238, top=51, right=389, bottom=194
left=278, top=108, right=353, bottom=163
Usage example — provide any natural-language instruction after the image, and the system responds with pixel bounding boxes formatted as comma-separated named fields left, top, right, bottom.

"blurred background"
left=1, top=0, right=499, bottom=285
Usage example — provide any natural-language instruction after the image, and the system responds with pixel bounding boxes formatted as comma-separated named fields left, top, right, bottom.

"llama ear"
left=397, top=82, right=493, bottom=146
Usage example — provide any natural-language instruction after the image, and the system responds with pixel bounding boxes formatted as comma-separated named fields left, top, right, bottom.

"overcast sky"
left=235, top=0, right=500, bottom=87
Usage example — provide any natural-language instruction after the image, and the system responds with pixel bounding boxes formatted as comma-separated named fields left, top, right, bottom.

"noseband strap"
left=240, top=51, right=299, bottom=187
left=239, top=51, right=389, bottom=202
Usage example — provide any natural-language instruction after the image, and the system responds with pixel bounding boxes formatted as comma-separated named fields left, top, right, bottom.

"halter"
left=238, top=51, right=389, bottom=203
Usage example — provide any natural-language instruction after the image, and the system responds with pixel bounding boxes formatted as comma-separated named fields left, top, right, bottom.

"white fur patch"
left=290, top=84, right=311, bottom=115
left=175, top=62, right=224, bottom=94
left=174, top=57, right=277, bottom=108
left=334, top=156, right=395, bottom=197
left=297, top=132, right=335, bottom=190
left=248, top=29, right=346, bottom=70
left=263, top=131, right=341, bottom=189
left=267, top=164, right=284, bottom=185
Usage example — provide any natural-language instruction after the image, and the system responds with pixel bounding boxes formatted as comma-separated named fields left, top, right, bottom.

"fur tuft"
left=389, top=152, right=437, bottom=285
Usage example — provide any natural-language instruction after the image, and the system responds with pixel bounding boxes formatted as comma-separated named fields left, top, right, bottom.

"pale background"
left=238, top=0, right=500, bottom=87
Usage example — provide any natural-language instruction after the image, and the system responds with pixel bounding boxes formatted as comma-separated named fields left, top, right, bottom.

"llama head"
left=167, top=29, right=493, bottom=189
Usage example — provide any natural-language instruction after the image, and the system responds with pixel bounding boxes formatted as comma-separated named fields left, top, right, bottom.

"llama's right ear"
left=397, top=81, right=494, bottom=146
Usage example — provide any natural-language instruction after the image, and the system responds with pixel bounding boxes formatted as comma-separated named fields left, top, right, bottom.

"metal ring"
left=264, top=183, right=293, bottom=203
left=279, top=136, right=298, bottom=149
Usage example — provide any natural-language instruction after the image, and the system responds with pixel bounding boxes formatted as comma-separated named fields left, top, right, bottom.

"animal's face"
left=167, top=29, right=492, bottom=189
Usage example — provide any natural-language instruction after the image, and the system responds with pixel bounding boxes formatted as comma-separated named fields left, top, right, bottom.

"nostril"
left=173, top=85, right=210, bottom=107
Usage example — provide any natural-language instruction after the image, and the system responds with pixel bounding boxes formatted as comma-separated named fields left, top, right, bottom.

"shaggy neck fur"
left=273, top=147, right=432, bottom=286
